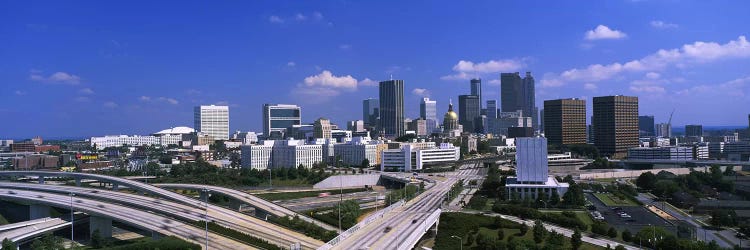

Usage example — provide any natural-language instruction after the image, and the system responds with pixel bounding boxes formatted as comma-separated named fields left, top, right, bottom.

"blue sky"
left=2, top=1, right=750, bottom=138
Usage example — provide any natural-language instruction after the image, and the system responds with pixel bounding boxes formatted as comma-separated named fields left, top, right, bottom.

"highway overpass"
left=0, top=217, right=72, bottom=246
left=0, top=188, right=252, bottom=250
left=154, top=183, right=340, bottom=233
left=0, top=182, right=323, bottom=249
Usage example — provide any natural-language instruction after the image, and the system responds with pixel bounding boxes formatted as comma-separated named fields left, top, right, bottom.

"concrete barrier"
left=579, top=166, right=742, bottom=180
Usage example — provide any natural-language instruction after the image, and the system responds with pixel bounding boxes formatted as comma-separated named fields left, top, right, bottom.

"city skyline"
left=3, top=1, right=750, bottom=138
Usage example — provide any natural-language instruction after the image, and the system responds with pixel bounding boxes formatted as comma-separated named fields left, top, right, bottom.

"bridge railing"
left=397, top=208, right=441, bottom=250
left=317, top=200, right=405, bottom=250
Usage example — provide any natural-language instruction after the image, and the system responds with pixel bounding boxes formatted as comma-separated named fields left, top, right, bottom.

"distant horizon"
left=5, top=124, right=748, bottom=142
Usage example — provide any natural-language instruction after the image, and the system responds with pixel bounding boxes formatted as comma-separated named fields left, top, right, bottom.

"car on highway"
left=384, top=226, right=392, bottom=233
left=412, top=219, right=418, bottom=224
left=318, top=192, right=331, bottom=198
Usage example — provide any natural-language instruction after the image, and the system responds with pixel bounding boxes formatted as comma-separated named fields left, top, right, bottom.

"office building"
left=486, top=110, right=532, bottom=136
left=286, top=125, right=313, bottom=141
left=656, top=123, right=672, bottom=138
left=232, top=131, right=259, bottom=145
left=501, top=72, right=536, bottom=130
left=639, top=115, right=655, bottom=137
left=539, top=109, right=544, bottom=132
left=458, top=95, right=481, bottom=133
left=505, top=137, right=569, bottom=199
left=593, top=95, right=639, bottom=157
left=362, top=98, right=379, bottom=127
left=314, top=118, right=332, bottom=139
left=420, top=98, right=438, bottom=133
left=627, top=146, right=692, bottom=161
left=470, top=78, right=482, bottom=108
left=90, top=135, right=160, bottom=150
left=486, top=100, right=497, bottom=119
left=379, top=80, right=405, bottom=138
left=263, top=104, right=302, bottom=138
left=544, top=98, right=586, bottom=146
left=333, top=137, right=385, bottom=167
left=380, top=143, right=460, bottom=172
left=194, top=105, right=229, bottom=141
left=685, top=124, right=703, bottom=137
left=347, top=120, right=365, bottom=132
left=240, top=139, right=322, bottom=170
left=724, top=141, right=750, bottom=161
left=408, top=118, right=428, bottom=136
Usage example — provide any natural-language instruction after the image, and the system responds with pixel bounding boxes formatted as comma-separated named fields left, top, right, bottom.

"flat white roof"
left=505, top=176, right=570, bottom=188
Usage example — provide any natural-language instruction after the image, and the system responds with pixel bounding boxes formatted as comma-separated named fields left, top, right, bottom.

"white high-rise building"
left=240, top=139, right=323, bottom=170
left=505, top=137, right=569, bottom=199
left=194, top=105, right=230, bottom=141
left=420, top=98, right=438, bottom=134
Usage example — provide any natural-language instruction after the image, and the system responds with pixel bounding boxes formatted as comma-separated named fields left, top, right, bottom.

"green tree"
left=621, top=229, right=632, bottom=242
left=519, top=224, right=529, bottom=236
left=497, top=228, right=505, bottom=240
left=2, top=238, right=16, bottom=250
left=336, top=200, right=362, bottom=228
left=545, top=231, right=565, bottom=250
left=91, top=228, right=104, bottom=248
left=145, top=162, right=160, bottom=176
left=607, top=227, right=618, bottom=238
left=614, top=245, right=627, bottom=250
left=360, top=158, right=370, bottom=169
left=30, top=233, right=64, bottom=250
left=562, top=183, right=585, bottom=207
left=549, top=191, right=560, bottom=206
left=533, top=220, right=547, bottom=244
left=571, top=229, right=582, bottom=250
left=636, top=172, right=657, bottom=190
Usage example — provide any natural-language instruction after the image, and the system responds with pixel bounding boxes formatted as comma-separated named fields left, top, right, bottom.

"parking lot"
left=585, top=192, right=675, bottom=234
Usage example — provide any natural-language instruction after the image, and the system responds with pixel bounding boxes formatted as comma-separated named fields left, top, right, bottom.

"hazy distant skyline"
left=2, top=1, right=750, bottom=138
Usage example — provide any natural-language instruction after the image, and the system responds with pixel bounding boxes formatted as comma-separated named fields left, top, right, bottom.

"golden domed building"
left=443, top=101, right=459, bottom=134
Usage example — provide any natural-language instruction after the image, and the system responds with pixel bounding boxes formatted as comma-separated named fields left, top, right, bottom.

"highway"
left=276, top=191, right=385, bottom=212
left=0, top=217, right=70, bottom=243
left=0, top=182, right=323, bottom=249
left=154, top=183, right=340, bottom=232
left=0, top=188, right=252, bottom=250
left=333, top=163, right=483, bottom=250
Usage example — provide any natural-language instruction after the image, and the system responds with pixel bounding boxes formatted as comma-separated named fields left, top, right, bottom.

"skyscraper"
left=470, top=78, right=482, bottom=109
left=486, top=100, right=497, bottom=119
left=685, top=124, right=703, bottom=137
left=458, top=95, right=481, bottom=133
left=379, top=79, right=405, bottom=138
left=638, top=115, right=655, bottom=137
left=501, top=72, right=536, bottom=129
left=593, top=96, right=639, bottom=157
left=420, top=97, right=438, bottom=133
left=544, top=98, right=586, bottom=146
left=655, top=123, right=672, bottom=138
left=362, top=98, right=379, bottom=127
left=314, top=118, right=332, bottom=139
left=263, top=104, right=301, bottom=137
left=194, top=105, right=229, bottom=141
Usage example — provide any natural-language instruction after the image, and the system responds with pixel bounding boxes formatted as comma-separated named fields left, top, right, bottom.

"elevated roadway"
left=0, top=188, right=251, bottom=250
left=154, top=183, right=339, bottom=233
left=0, top=217, right=71, bottom=244
left=0, top=182, right=323, bottom=249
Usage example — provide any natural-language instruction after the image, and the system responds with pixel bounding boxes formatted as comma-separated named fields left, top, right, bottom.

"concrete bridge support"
left=29, top=204, right=50, bottom=220
left=38, top=176, right=45, bottom=184
left=151, top=231, right=162, bottom=240
left=89, top=216, right=113, bottom=238
left=75, top=178, right=82, bottom=187
left=112, top=183, right=119, bottom=191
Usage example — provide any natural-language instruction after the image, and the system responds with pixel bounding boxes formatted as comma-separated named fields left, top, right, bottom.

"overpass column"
left=89, top=216, right=113, bottom=239
left=38, top=176, right=45, bottom=184
left=112, top=183, right=119, bottom=191
left=75, top=178, right=82, bottom=187
left=29, top=204, right=51, bottom=219
left=151, top=231, right=162, bottom=240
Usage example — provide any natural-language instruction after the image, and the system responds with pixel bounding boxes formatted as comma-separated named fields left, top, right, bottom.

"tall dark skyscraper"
left=378, top=80, right=404, bottom=138
left=501, top=72, right=536, bottom=129
left=593, top=95, right=639, bottom=158
left=685, top=124, right=703, bottom=137
left=362, top=98, right=379, bottom=127
left=470, top=78, right=482, bottom=109
left=486, top=100, right=497, bottom=119
left=458, top=95, right=480, bottom=133
left=544, top=98, right=586, bottom=146
left=638, top=115, right=655, bottom=137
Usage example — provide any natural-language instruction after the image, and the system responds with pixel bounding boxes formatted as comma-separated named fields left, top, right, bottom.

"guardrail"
left=317, top=200, right=406, bottom=250
left=397, top=208, right=442, bottom=250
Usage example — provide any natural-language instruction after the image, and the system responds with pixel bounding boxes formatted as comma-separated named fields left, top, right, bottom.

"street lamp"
left=338, top=171, right=343, bottom=232
left=202, top=188, right=211, bottom=250
left=69, top=193, right=75, bottom=246
left=450, top=235, right=462, bottom=250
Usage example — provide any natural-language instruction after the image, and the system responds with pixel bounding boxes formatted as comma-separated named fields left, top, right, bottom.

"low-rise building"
left=380, top=143, right=459, bottom=172
left=240, top=139, right=323, bottom=170
left=12, top=154, right=59, bottom=170
left=333, top=137, right=383, bottom=167
left=627, top=146, right=692, bottom=160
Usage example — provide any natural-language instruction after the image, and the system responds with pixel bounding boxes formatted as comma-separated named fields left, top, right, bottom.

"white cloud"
left=677, top=76, right=750, bottom=97
left=269, top=15, right=284, bottom=23
left=442, top=59, right=525, bottom=80
left=79, top=88, right=94, bottom=95
left=287, top=61, right=296, bottom=67
left=645, top=72, right=661, bottom=80
left=339, top=44, right=352, bottom=50
left=630, top=85, right=666, bottom=94
left=650, top=20, right=678, bottom=29
left=295, top=13, right=307, bottom=21
left=103, top=101, right=118, bottom=108
left=29, top=71, right=81, bottom=85
left=488, top=79, right=501, bottom=86
left=584, top=25, right=627, bottom=40
left=313, top=12, right=323, bottom=20
left=158, top=97, right=179, bottom=105
left=74, top=96, right=90, bottom=102
left=544, top=36, right=750, bottom=86
left=541, top=78, right=565, bottom=87
left=303, top=70, right=358, bottom=89
left=139, top=96, right=151, bottom=101
left=14, top=90, right=26, bottom=96
left=412, top=88, right=431, bottom=97
left=359, top=78, right=378, bottom=87
left=583, top=83, right=598, bottom=90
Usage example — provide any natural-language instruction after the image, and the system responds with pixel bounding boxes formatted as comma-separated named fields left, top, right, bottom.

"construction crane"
left=667, top=108, right=675, bottom=137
